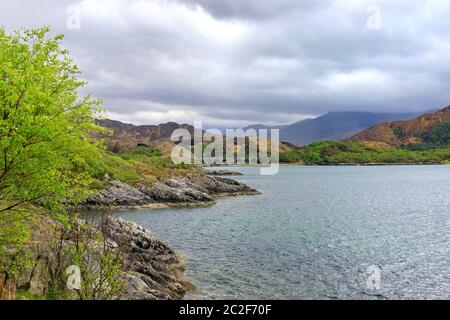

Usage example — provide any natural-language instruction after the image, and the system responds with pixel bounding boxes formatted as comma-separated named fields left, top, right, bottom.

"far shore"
left=203, top=162, right=449, bottom=168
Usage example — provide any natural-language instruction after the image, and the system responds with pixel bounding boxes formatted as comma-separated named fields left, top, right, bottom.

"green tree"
left=426, top=121, right=450, bottom=146
left=393, top=127, right=406, bottom=139
left=0, top=27, right=106, bottom=291
left=0, top=27, right=103, bottom=216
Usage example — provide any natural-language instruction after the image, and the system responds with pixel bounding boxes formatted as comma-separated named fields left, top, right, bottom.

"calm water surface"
left=113, top=166, right=450, bottom=299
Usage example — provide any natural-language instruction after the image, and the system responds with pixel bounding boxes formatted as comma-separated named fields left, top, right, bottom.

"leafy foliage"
left=279, top=140, right=450, bottom=164
left=279, top=149, right=302, bottom=163
left=403, top=121, right=450, bottom=151
left=43, top=218, right=125, bottom=300
left=427, top=121, right=450, bottom=145
left=0, top=27, right=106, bottom=297
left=0, top=27, right=104, bottom=215
left=393, top=127, right=406, bottom=139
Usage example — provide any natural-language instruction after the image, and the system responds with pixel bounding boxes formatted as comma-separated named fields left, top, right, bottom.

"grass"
left=83, top=146, right=192, bottom=188
left=15, top=289, right=45, bottom=300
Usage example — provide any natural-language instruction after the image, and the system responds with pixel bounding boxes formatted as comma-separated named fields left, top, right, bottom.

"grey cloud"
left=178, top=0, right=326, bottom=20
left=1, top=0, right=450, bottom=126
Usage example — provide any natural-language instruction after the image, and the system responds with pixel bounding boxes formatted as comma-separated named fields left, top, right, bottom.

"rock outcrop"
left=77, top=174, right=260, bottom=300
left=104, top=217, right=192, bottom=300
left=203, top=169, right=243, bottom=176
left=14, top=216, right=191, bottom=300
left=85, top=174, right=260, bottom=208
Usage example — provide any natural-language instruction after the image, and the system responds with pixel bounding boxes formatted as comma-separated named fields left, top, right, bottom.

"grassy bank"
left=280, top=141, right=450, bottom=165
left=84, top=146, right=192, bottom=188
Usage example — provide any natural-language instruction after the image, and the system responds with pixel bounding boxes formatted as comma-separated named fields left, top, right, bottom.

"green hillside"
left=280, top=120, right=450, bottom=165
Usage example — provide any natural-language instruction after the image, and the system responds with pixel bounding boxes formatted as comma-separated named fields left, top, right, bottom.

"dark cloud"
left=1, top=0, right=450, bottom=126
left=179, top=0, right=325, bottom=20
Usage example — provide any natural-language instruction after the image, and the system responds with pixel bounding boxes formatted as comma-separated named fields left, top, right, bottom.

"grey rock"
left=105, top=217, right=191, bottom=300
left=126, top=273, right=150, bottom=292
left=203, top=169, right=243, bottom=176
left=84, top=174, right=259, bottom=208
left=86, top=180, right=155, bottom=207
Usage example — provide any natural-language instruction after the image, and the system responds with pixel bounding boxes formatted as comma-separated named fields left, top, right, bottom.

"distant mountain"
left=96, top=119, right=299, bottom=156
left=96, top=119, right=194, bottom=153
left=245, top=111, right=430, bottom=146
left=96, top=106, right=442, bottom=156
left=351, top=105, right=450, bottom=147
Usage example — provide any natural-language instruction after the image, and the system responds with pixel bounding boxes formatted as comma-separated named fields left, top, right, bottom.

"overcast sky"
left=2, top=0, right=450, bottom=126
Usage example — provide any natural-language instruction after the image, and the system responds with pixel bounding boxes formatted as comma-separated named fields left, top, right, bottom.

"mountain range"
left=245, top=110, right=431, bottom=146
left=96, top=119, right=298, bottom=155
left=96, top=107, right=447, bottom=154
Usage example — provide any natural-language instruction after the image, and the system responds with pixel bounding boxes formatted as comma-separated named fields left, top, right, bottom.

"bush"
left=298, top=140, right=450, bottom=165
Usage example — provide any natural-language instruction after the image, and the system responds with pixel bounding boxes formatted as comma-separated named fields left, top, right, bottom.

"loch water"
left=113, top=165, right=450, bottom=299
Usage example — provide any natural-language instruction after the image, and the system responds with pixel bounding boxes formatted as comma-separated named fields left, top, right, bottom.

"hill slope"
left=97, top=119, right=299, bottom=160
left=96, top=119, right=194, bottom=153
left=351, top=105, right=450, bottom=147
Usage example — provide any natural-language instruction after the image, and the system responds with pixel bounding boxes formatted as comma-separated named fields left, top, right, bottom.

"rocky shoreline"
left=105, top=217, right=193, bottom=300
left=14, top=216, right=193, bottom=300
left=84, top=174, right=260, bottom=210
left=202, top=169, right=243, bottom=176
left=8, top=174, right=258, bottom=300
left=82, top=173, right=260, bottom=300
